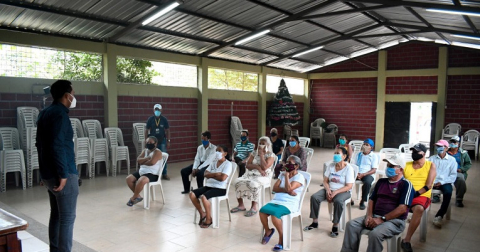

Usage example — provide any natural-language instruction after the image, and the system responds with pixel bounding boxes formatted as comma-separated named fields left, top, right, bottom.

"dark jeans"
left=158, top=138, right=167, bottom=175
left=42, top=173, right=79, bottom=252
left=358, top=175, right=374, bottom=202
left=434, top=183, right=453, bottom=218
left=180, top=164, right=207, bottom=192
left=234, top=156, right=246, bottom=177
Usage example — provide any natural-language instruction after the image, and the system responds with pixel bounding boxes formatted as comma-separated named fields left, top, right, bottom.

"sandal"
left=200, top=222, right=212, bottom=229
left=304, top=222, right=318, bottom=231
left=330, top=226, right=339, bottom=238
left=198, top=215, right=206, bottom=225
left=132, top=197, right=143, bottom=205
left=272, top=244, right=283, bottom=251
left=262, top=228, right=275, bottom=245
left=126, top=199, right=134, bottom=207
left=245, top=209, right=258, bottom=217
left=230, top=207, right=246, bottom=213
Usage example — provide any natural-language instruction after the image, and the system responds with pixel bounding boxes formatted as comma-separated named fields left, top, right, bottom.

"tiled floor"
left=1, top=147, right=480, bottom=252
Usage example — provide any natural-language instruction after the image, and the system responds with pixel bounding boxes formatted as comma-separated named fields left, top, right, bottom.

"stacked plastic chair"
left=104, top=127, right=130, bottom=177
left=230, top=116, right=244, bottom=149
left=0, top=127, right=26, bottom=192
left=298, top=137, right=310, bottom=148
left=82, top=119, right=108, bottom=178
left=310, top=118, right=325, bottom=147
left=323, top=124, right=338, bottom=149
left=70, top=118, right=92, bottom=178
left=460, top=129, right=480, bottom=160
left=16, top=107, right=39, bottom=150
left=25, top=127, right=39, bottom=187
left=441, top=123, right=461, bottom=141
left=133, top=123, right=146, bottom=170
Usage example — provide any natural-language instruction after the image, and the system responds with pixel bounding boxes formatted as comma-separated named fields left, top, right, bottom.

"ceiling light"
left=350, top=48, right=378, bottom=58
left=324, top=56, right=348, bottom=66
left=416, top=37, right=434, bottom=42
left=142, top=2, right=180, bottom=26
left=452, top=34, right=480, bottom=41
left=235, top=30, right=271, bottom=45
left=301, top=65, right=323, bottom=73
left=435, top=39, right=450, bottom=45
left=452, top=41, right=480, bottom=50
left=426, top=8, right=480, bottom=17
left=292, top=46, right=324, bottom=58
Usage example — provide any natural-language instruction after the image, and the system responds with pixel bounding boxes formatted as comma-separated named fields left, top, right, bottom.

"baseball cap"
left=449, top=136, right=460, bottom=143
left=153, top=104, right=162, bottom=111
left=364, top=138, right=374, bottom=148
left=383, top=153, right=406, bottom=168
left=435, top=140, right=449, bottom=147
left=410, top=143, right=427, bottom=153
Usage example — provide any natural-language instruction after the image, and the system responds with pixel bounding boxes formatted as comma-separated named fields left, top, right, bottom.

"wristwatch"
left=381, top=216, right=386, bottom=221
left=168, top=139, right=171, bottom=142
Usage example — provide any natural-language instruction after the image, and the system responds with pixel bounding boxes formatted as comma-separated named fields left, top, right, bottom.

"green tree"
left=117, top=57, right=160, bottom=85
left=51, top=51, right=102, bottom=81
left=208, top=68, right=258, bottom=91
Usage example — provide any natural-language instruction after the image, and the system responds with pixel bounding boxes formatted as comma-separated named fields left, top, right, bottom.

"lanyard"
left=155, top=117, right=160, bottom=127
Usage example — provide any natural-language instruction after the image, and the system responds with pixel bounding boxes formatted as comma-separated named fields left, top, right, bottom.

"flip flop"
left=200, top=222, right=212, bottom=229
left=262, top=228, right=275, bottom=245
left=272, top=244, right=283, bottom=251
left=126, top=199, right=134, bottom=207
left=245, top=209, right=258, bottom=217
left=132, top=197, right=143, bottom=205
left=198, top=215, right=206, bottom=225
left=230, top=207, right=246, bottom=213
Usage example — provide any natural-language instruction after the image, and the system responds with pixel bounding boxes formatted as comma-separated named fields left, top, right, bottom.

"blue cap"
left=364, top=138, right=374, bottom=148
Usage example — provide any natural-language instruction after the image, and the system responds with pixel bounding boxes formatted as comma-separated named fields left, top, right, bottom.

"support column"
left=103, top=43, right=118, bottom=127
left=374, top=50, right=387, bottom=151
left=198, top=58, right=209, bottom=140
left=303, top=79, right=310, bottom=136
left=435, top=47, right=448, bottom=141
left=258, top=67, right=267, bottom=137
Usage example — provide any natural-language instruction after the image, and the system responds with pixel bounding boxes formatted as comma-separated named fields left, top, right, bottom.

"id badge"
left=155, top=128, right=160, bottom=134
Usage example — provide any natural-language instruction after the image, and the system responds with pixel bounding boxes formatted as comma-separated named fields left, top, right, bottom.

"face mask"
left=339, top=139, right=346, bottom=145
left=333, top=154, right=342, bottom=163
left=449, top=143, right=458, bottom=148
left=146, top=143, right=155, bottom=150
left=285, top=163, right=295, bottom=171
left=216, top=151, right=223, bottom=160
left=270, top=132, right=277, bottom=137
left=68, top=94, right=77, bottom=109
left=241, top=136, right=247, bottom=141
left=154, top=111, right=161, bottom=117
left=386, top=167, right=397, bottom=178
left=202, top=140, right=209, bottom=147
left=412, top=152, right=423, bottom=161
left=258, top=144, right=266, bottom=150
left=436, top=147, right=445, bottom=154
left=362, top=145, right=371, bottom=153
left=289, top=141, right=297, bottom=147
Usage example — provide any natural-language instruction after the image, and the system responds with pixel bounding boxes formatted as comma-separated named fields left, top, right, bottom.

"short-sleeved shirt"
left=324, top=163, right=355, bottom=191
left=234, top=141, right=255, bottom=160
left=370, top=177, right=414, bottom=220
left=271, top=137, right=284, bottom=155
left=205, top=160, right=232, bottom=189
left=449, top=151, right=461, bottom=169
left=356, top=151, right=379, bottom=176
left=146, top=115, right=169, bottom=144
left=270, top=172, right=305, bottom=212
left=404, top=160, right=433, bottom=198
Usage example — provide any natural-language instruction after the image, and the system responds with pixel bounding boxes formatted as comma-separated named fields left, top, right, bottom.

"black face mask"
left=412, top=152, right=423, bottom=161
left=146, top=143, right=156, bottom=150
left=270, top=132, right=277, bottom=137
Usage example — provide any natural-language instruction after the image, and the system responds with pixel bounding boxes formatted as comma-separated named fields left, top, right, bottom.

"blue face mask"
left=339, top=139, right=346, bottom=145
left=289, top=141, right=297, bottom=147
left=154, top=111, right=161, bottom=117
left=386, top=167, right=397, bottom=178
left=241, top=136, right=247, bottom=141
left=436, top=147, right=445, bottom=154
left=449, top=143, right=458, bottom=148
left=333, top=154, right=342, bottom=163
left=202, top=140, right=209, bottom=147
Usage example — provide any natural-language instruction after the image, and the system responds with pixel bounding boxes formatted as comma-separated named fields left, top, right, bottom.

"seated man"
left=354, top=138, right=378, bottom=210
left=180, top=131, right=216, bottom=194
left=447, top=136, right=471, bottom=207
left=341, top=153, right=414, bottom=252
left=270, top=128, right=284, bottom=162
left=233, top=130, right=255, bottom=177
left=429, top=140, right=457, bottom=228
left=125, top=136, right=163, bottom=206
left=401, top=143, right=436, bottom=252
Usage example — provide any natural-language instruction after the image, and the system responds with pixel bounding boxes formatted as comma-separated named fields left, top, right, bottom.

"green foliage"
left=51, top=51, right=102, bottom=81
left=117, top=57, right=160, bottom=85
left=208, top=68, right=258, bottom=91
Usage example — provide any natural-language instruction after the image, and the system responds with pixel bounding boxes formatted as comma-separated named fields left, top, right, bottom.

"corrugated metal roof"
left=242, top=35, right=306, bottom=55
left=273, top=21, right=337, bottom=44
left=268, top=58, right=319, bottom=72
left=324, top=40, right=369, bottom=56
left=210, top=46, right=278, bottom=65
left=257, top=0, right=329, bottom=14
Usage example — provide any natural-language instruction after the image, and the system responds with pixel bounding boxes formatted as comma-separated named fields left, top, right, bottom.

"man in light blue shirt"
left=355, top=138, right=378, bottom=210
left=429, top=139, right=457, bottom=228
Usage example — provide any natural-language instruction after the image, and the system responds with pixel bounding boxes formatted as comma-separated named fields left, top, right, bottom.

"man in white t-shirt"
left=355, top=138, right=378, bottom=210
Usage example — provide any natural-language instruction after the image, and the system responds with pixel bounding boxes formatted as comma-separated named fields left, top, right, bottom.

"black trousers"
left=180, top=164, right=207, bottom=192
left=234, top=156, right=246, bottom=177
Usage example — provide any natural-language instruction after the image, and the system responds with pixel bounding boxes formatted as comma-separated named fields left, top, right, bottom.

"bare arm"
left=143, top=150, right=162, bottom=166
left=204, top=170, right=228, bottom=181
left=136, top=149, right=148, bottom=165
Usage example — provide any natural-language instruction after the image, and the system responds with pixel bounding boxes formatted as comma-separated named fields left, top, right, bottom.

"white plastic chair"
left=361, top=228, right=402, bottom=252
left=0, top=127, right=26, bottom=192
left=399, top=143, right=414, bottom=162
left=378, top=148, right=401, bottom=178
left=193, top=162, right=237, bottom=228
left=409, top=205, right=430, bottom=242
left=104, top=127, right=130, bottom=177
left=431, top=189, right=451, bottom=220
left=349, top=140, right=364, bottom=164
left=327, top=164, right=358, bottom=232
left=82, top=119, right=109, bottom=177
left=25, top=127, right=39, bottom=187
left=310, top=118, right=325, bottom=147
left=323, top=124, right=338, bottom=149
left=259, top=156, right=278, bottom=207
left=354, top=153, right=380, bottom=204
left=74, top=137, right=92, bottom=178
left=460, top=129, right=479, bottom=160
left=16, top=107, right=39, bottom=151
left=441, top=123, right=461, bottom=141
left=298, top=137, right=310, bottom=148
left=70, top=118, right=85, bottom=138
left=133, top=123, right=146, bottom=170
left=143, top=153, right=169, bottom=209
left=304, top=147, right=314, bottom=171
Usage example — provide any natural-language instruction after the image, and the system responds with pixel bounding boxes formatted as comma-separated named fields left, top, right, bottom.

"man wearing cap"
left=341, top=154, right=414, bottom=252
left=447, top=136, right=471, bottom=207
left=429, top=140, right=457, bottom=228
left=401, top=143, right=436, bottom=252
left=145, top=104, right=171, bottom=180
left=354, top=138, right=379, bottom=210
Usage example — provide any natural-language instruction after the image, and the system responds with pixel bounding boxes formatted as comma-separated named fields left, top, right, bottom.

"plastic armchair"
left=349, top=140, right=364, bottom=164
left=378, top=148, right=401, bottom=178
left=323, top=124, right=338, bottom=149
left=104, top=127, right=130, bottom=177
left=74, top=137, right=92, bottom=178
left=441, top=123, right=461, bottom=141
left=310, top=118, right=325, bottom=147
left=305, top=147, right=314, bottom=171
left=354, top=153, right=380, bottom=205
left=298, top=137, right=310, bottom=148
left=25, top=127, right=39, bottom=187
left=0, top=127, right=26, bottom=192
left=361, top=228, right=403, bottom=252
left=16, top=107, right=39, bottom=151
left=258, top=156, right=278, bottom=208
left=407, top=205, right=430, bottom=242
left=82, top=119, right=109, bottom=177
left=70, top=118, right=85, bottom=138
left=143, top=153, right=169, bottom=209
left=327, top=164, right=358, bottom=232
left=398, top=143, right=414, bottom=162
left=133, top=123, right=146, bottom=170
left=193, top=162, right=237, bottom=228
left=460, top=130, right=479, bottom=160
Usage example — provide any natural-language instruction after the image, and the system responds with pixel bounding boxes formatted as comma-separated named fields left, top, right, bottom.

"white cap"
left=383, top=153, right=406, bottom=168
left=153, top=104, right=162, bottom=110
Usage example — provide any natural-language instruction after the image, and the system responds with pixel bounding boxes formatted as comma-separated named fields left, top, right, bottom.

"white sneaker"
left=433, top=216, right=442, bottom=228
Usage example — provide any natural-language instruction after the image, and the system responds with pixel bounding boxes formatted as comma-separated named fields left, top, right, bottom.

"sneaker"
left=433, top=216, right=442, bottom=228
left=456, top=201, right=464, bottom=207
left=162, top=175, right=170, bottom=180
left=432, top=195, right=440, bottom=203
left=359, top=201, right=366, bottom=210
left=303, top=222, right=318, bottom=231
left=401, top=240, right=413, bottom=252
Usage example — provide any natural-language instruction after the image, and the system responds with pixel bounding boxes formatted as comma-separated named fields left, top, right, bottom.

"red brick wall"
left=117, top=96, right=198, bottom=165
left=310, top=78, right=377, bottom=141
left=266, top=102, right=304, bottom=138
left=387, top=42, right=439, bottom=70
left=208, top=100, right=258, bottom=151
left=386, top=76, right=438, bottom=95
left=313, top=53, right=379, bottom=73
left=448, top=47, right=480, bottom=68
left=445, top=75, right=480, bottom=133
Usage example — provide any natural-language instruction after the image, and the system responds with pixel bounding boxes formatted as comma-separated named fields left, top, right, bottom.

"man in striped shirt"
left=233, top=130, right=255, bottom=177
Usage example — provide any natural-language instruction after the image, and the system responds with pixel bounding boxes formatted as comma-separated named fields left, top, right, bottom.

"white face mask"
left=258, top=144, right=266, bottom=150
left=216, top=151, right=223, bottom=160
left=68, top=93, right=77, bottom=109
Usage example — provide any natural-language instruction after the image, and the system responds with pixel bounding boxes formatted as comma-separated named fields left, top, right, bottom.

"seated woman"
left=336, top=134, right=353, bottom=162
left=274, top=136, right=307, bottom=178
left=231, top=136, right=276, bottom=217
left=304, top=147, right=354, bottom=237
left=260, top=155, right=305, bottom=251
left=189, top=145, right=232, bottom=228
left=125, top=136, right=163, bottom=206
left=269, top=128, right=284, bottom=162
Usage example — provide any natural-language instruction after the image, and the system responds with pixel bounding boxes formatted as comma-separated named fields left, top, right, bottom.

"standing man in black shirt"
left=145, top=104, right=171, bottom=180
left=36, top=80, right=79, bottom=252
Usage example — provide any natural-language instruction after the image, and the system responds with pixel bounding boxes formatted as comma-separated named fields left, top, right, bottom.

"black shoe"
left=351, top=201, right=354, bottom=206
left=432, top=195, right=440, bottom=203
left=359, top=201, right=366, bottom=210
left=456, top=201, right=464, bottom=207
left=401, top=240, right=413, bottom=252
left=330, top=226, right=339, bottom=238
left=303, top=222, right=318, bottom=231
left=181, top=191, right=190, bottom=194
